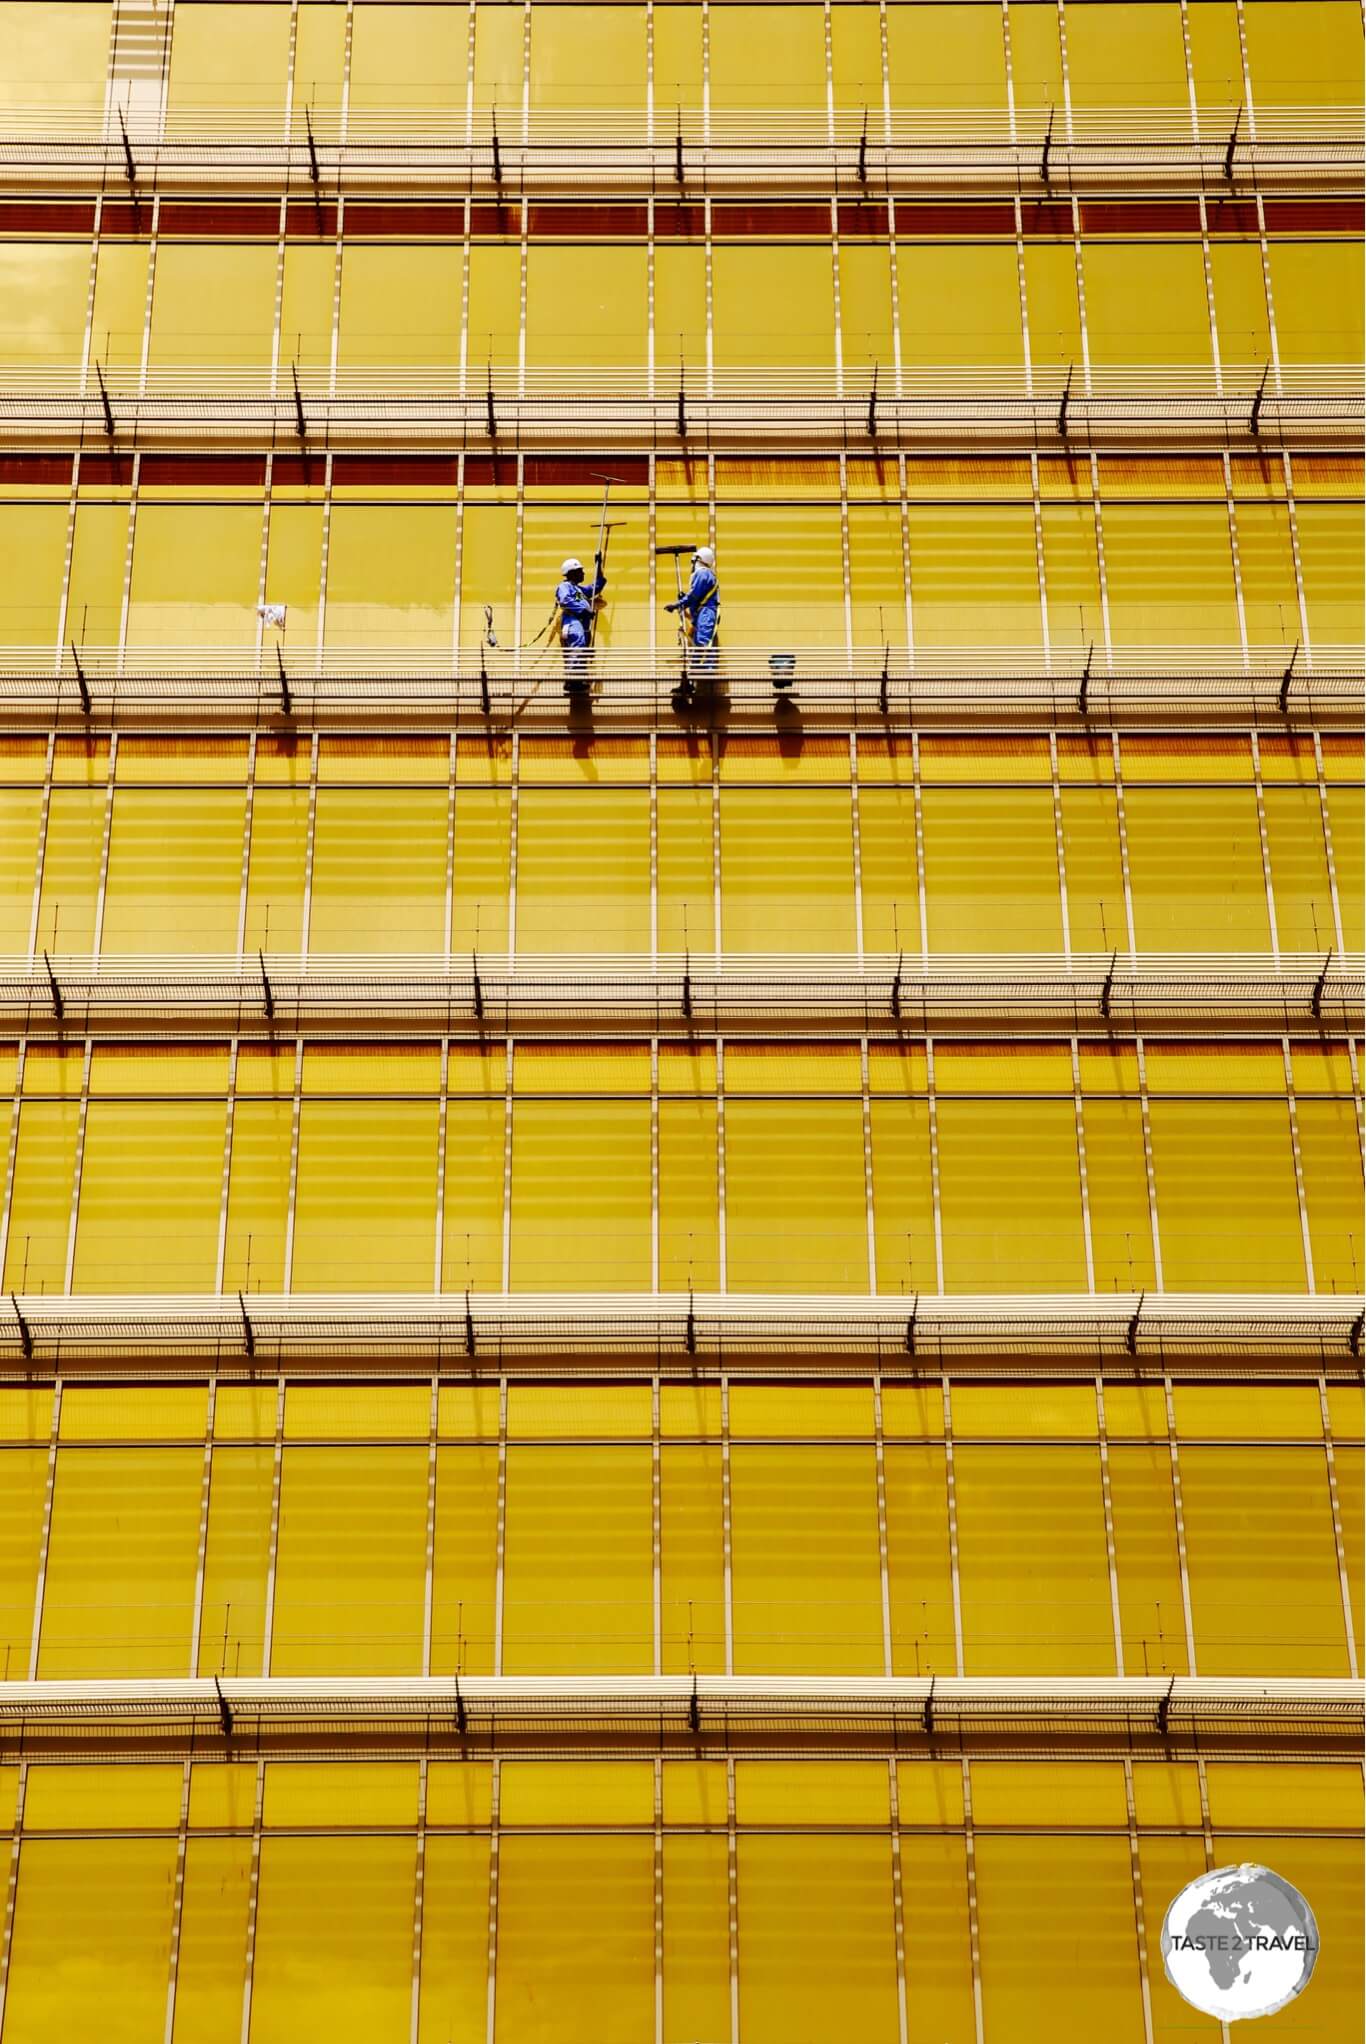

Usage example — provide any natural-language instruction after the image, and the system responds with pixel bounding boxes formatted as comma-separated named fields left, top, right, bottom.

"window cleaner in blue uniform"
left=665, top=544, right=719, bottom=680
left=556, top=553, right=606, bottom=693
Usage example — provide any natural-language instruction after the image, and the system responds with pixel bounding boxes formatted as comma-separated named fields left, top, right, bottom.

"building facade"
left=0, top=1, right=1362, bottom=2039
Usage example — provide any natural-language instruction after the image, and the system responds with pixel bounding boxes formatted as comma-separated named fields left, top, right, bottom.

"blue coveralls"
left=669, top=564, right=720, bottom=675
left=557, top=563, right=607, bottom=687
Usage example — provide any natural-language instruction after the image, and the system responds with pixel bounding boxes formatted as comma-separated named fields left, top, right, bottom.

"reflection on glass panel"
left=5, top=1838, right=177, bottom=2042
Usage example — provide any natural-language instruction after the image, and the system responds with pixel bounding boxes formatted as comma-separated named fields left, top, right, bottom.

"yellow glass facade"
left=0, top=4, right=1362, bottom=2041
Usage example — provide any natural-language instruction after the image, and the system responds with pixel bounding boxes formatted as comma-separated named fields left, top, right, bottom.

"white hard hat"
left=693, top=545, right=716, bottom=567
left=561, top=557, right=583, bottom=576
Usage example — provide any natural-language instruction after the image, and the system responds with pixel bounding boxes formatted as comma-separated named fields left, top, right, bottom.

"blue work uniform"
left=557, top=563, right=606, bottom=687
left=669, top=563, right=720, bottom=674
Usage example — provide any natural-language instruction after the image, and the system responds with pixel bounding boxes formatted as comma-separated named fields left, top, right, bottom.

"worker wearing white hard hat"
left=665, top=544, right=720, bottom=677
left=555, top=552, right=606, bottom=693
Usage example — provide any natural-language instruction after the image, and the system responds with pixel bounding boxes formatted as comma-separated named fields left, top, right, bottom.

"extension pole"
left=586, top=473, right=624, bottom=648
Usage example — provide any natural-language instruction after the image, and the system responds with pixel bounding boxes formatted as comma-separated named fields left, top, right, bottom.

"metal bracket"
left=1250, top=360, right=1269, bottom=438
left=485, top=364, right=497, bottom=440
left=455, top=1676, right=468, bottom=1736
left=1041, top=106, right=1054, bottom=185
left=69, top=643, right=91, bottom=717
left=1126, top=1290, right=1145, bottom=1357
left=42, top=949, right=64, bottom=1021
left=1100, top=947, right=1118, bottom=1020
left=1057, top=361, right=1073, bottom=439
left=878, top=647, right=889, bottom=718
left=866, top=363, right=879, bottom=439
left=472, top=952, right=485, bottom=1022
left=214, top=1675, right=233, bottom=1737
left=682, top=953, right=693, bottom=1021
left=676, top=370, right=687, bottom=440
left=94, top=361, right=115, bottom=438
left=857, top=108, right=869, bottom=186
left=10, top=1294, right=33, bottom=1361
left=904, top=1293, right=918, bottom=1356
left=1156, top=1674, right=1175, bottom=1736
left=490, top=111, right=502, bottom=186
left=923, top=1676, right=935, bottom=1736
left=1224, top=105, right=1242, bottom=183
left=1351, top=1309, right=1363, bottom=1360
left=1077, top=638, right=1093, bottom=715
left=259, top=949, right=275, bottom=1022
left=891, top=949, right=903, bottom=1021
left=276, top=645, right=292, bottom=718
left=1278, top=640, right=1299, bottom=715
left=464, top=1292, right=477, bottom=1358
left=674, top=119, right=684, bottom=186
left=685, top=1287, right=698, bottom=1356
left=1311, top=950, right=1332, bottom=1020
left=238, top=1291, right=255, bottom=1358
left=290, top=362, right=306, bottom=442
left=117, top=106, right=136, bottom=186
left=688, top=1677, right=701, bottom=1733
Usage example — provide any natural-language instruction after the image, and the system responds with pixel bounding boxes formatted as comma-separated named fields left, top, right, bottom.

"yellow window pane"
left=899, top=1835, right=977, bottom=2039
left=663, top=1836, right=730, bottom=2044
left=870, top=1097, right=935, bottom=1296
left=1295, top=501, right=1364, bottom=648
left=847, top=500, right=908, bottom=651
left=292, top=1099, right=438, bottom=1290
left=251, top=1837, right=417, bottom=2044
left=348, top=3, right=468, bottom=115
left=1006, top=1, right=1064, bottom=114
left=197, top=1445, right=271, bottom=1680
left=294, top=3, right=347, bottom=126
left=277, top=242, right=334, bottom=372
left=1066, top=2, right=1188, bottom=111
left=1290, top=1042, right=1356, bottom=1095
left=0, top=243, right=88, bottom=366
left=0, top=502, right=67, bottom=647
left=909, top=504, right=1041, bottom=650
left=653, top=4, right=704, bottom=114
left=724, top=1043, right=861, bottom=1094
left=465, top=244, right=521, bottom=371
left=921, top=788, right=1060, bottom=950
left=526, top=503, right=652, bottom=653
left=437, top=1380, right=501, bottom=1441
left=1124, top=788, right=1270, bottom=948
left=1244, top=0, right=1365, bottom=106
left=661, top=1443, right=725, bottom=1675
left=710, top=4, right=827, bottom=108
left=72, top=1100, right=223, bottom=1292
left=59, top=1385, right=206, bottom=1442
left=171, top=1837, right=252, bottom=2044
left=971, top=1760, right=1128, bottom=1826
left=731, top=1445, right=883, bottom=1673
left=1335, top=1446, right=1363, bottom=1649
left=431, top=1446, right=501, bottom=1677
left=725, top=1100, right=869, bottom=1292
left=712, top=245, right=835, bottom=368
left=1024, top=243, right=1083, bottom=377
left=1265, top=784, right=1336, bottom=951
left=222, top=1095, right=291, bottom=1296
left=1130, top=1760, right=1203, bottom=1827
left=858, top=788, right=922, bottom=959
left=898, top=245, right=1024, bottom=367
left=1270, top=241, right=1364, bottom=366
left=324, top=504, right=456, bottom=651
left=1175, top=1383, right=1323, bottom=1441
left=262, top=500, right=323, bottom=646
left=654, top=242, right=708, bottom=371
left=1084, top=1097, right=1158, bottom=1294
left=87, top=1044, right=228, bottom=1097
left=418, top=1836, right=491, bottom=2044
left=729, top=1383, right=874, bottom=1437
left=657, top=1096, right=719, bottom=1294
left=0, top=1385, right=52, bottom=1442
left=24, top=1762, right=181, bottom=1831
left=1083, top=244, right=1212, bottom=366
left=1326, top=787, right=1362, bottom=948
left=515, top=789, right=649, bottom=954
left=0, top=1, right=112, bottom=120
left=502, top=1446, right=653, bottom=1674
left=1217, top=1836, right=1363, bottom=2039
left=713, top=502, right=846, bottom=647
left=882, top=1383, right=945, bottom=1438
left=66, top=499, right=130, bottom=648
left=243, top=789, right=308, bottom=956
left=166, top=3, right=290, bottom=122
left=1186, top=0, right=1244, bottom=112
left=736, top=1759, right=889, bottom=1825
left=439, top=1096, right=505, bottom=1294
left=1236, top=499, right=1301, bottom=648
left=956, top=1446, right=1114, bottom=1672
left=39, top=1447, right=201, bottom=1676
left=952, top=1384, right=1097, bottom=1438
left=1039, top=499, right=1102, bottom=652
left=840, top=243, right=896, bottom=372
left=974, top=1837, right=1145, bottom=2044
left=509, top=1099, right=649, bottom=1292
left=5, top=1839, right=176, bottom=2043
left=0, top=785, right=41, bottom=951
left=508, top=1383, right=651, bottom=1440
left=309, top=789, right=447, bottom=953
left=1211, top=241, right=1272, bottom=368
left=501, top=1761, right=653, bottom=1828
left=737, top=1836, right=899, bottom=2044
left=337, top=245, right=461, bottom=370
left=127, top=502, right=261, bottom=650
left=1145, top=1042, right=1282, bottom=1094
left=265, top=1762, right=419, bottom=1829
left=496, top=1835, right=655, bottom=2044
left=2, top=1098, right=78, bottom=1294
left=1180, top=1446, right=1349, bottom=1674
left=148, top=244, right=276, bottom=368
left=1296, top=1099, right=1364, bottom=1297
left=1108, top=1445, right=1188, bottom=1678
left=100, top=789, right=244, bottom=954
left=426, top=1762, right=493, bottom=1826
left=885, top=1443, right=955, bottom=1676
left=1149, top=1099, right=1306, bottom=1291
left=272, top=1446, right=426, bottom=1675
left=1060, top=786, right=1125, bottom=954
left=721, top=789, right=855, bottom=952
left=937, top=1099, right=1085, bottom=1291
left=451, top=789, right=511, bottom=954
left=529, top=4, right=645, bottom=115
left=525, top=244, right=647, bottom=368
left=887, top=3, right=1007, bottom=109
left=1101, top=501, right=1238, bottom=646
left=657, top=785, right=714, bottom=959
left=0, top=1446, right=44, bottom=1682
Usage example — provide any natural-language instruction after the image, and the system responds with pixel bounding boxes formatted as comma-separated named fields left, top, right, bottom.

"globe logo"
left=1161, top=1864, right=1319, bottom=2021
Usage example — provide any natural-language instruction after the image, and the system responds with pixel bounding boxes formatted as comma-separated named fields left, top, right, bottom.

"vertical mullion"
left=1311, top=729, right=1347, bottom=955
left=961, top=1757, right=986, bottom=2044
left=942, top=1373, right=965, bottom=1677
left=259, top=1374, right=287, bottom=1675
left=1280, top=1035, right=1316, bottom=1293
left=1162, top=1374, right=1198, bottom=1676
left=911, top=730, right=928, bottom=966
left=1193, top=1755, right=1234, bottom=2044
left=52, top=451, right=82, bottom=684
left=435, top=1035, right=449, bottom=1293
left=725, top=1753, right=739, bottom=2044
left=1224, top=459, right=1251, bottom=666
left=506, top=729, right=521, bottom=963
left=652, top=1372, right=662, bottom=1675
left=651, top=1034, right=660, bottom=1295
left=162, top=1760, right=193, bottom=2044
left=410, top=1754, right=427, bottom=2044
left=214, top=1038, right=238, bottom=1295
left=444, top=733, right=458, bottom=968
left=115, top=451, right=142, bottom=672
left=1318, top=1376, right=1360, bottom=1679
left=500, top=1038, right=514, bottom=1294
left=238, top=1760, right=267, bottom=2044
left=1073, top=1035, right=1096, bottom=1294
left=23, top=731, right=56, bottom=962
left=1133, top=1033, right=1166, bottom=1293
left=1050, top=728, right=1071, bottom=962
left=649, top=731, right=659, bottom=968
left=887, top=1757, right=910, bottom=2044
left=0, top=1040, right=28, bottom=1287
left=1096, top=1371, right=1125, bottom=1675
left=926, top=1036, right=945, bottom=1294
left=493, top=1374, right=509, bottom=1674
left=873, top=1369, right=893, bottom=1677
left=850, top=731, right=866, bottom=967
left=860, top=1032, right=877, bottom=1293
left=297, top=728, right=320, bottom=961
left=235, top=731, right=257, bottom=961
left=720, top=1369, right=734, bottom=1676
left=838, top=449, right=854, bottom=670
left=1249, top=731, right=1282, bottom=962
left=188, top=1374, right=219, bottom=1675
left=422, top=1366, right=439, bottom=1677
left=1109, top=731, right=1139, bottom=959
left=281, top=1035, right=305, bottom=1293
left=61, top=1038, right=94, bottom=1295
left=314, top=451, right=335, bottom=673
left=484, top=1758, right=502, bottom=2044
left=653, top=1755, right=664, bottom=2044
left=1278, top=452, right=1314, bottom=666
left=0, top=1763, right=28, bottom=2036
left=89, top=730, right=119, bottom=960
left=715, top=1037, right=728, bottom=1296
left=1123, top=1754, right=1158, bottom=2044
left=25, top=1377, right=62, bottom=1680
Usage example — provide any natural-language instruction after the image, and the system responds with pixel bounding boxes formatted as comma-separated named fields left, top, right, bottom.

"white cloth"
left=257, top=603, right=287, bottom=628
